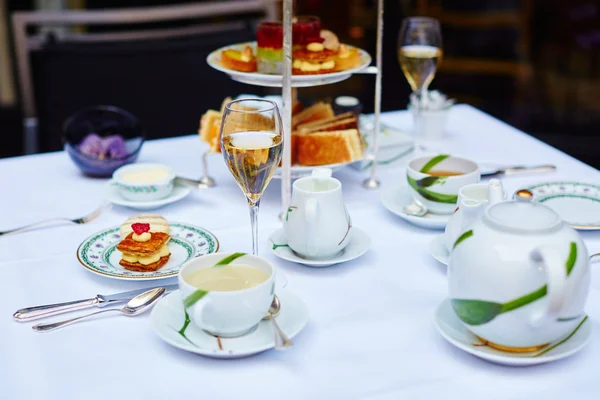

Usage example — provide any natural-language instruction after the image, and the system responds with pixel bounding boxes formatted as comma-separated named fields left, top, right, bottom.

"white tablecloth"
left=1, top=105, right=600, bottom=399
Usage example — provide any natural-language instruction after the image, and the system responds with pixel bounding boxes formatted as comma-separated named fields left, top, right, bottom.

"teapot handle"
left=529, top=247, right=567, bottom=327
left=305, top=197, right=319, bottom=257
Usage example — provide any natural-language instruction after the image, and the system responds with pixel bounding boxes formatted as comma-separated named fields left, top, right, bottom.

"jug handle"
left=305, top=197, right=319, bottom=257
left=528, top=247, right=567, bottom=327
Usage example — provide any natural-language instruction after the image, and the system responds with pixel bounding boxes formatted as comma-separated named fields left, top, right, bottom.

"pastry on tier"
left=117, top=215, right=171, bottom=272
left=291, top=102, right=334, bottom=129
left=221, top=46, right=257, bottom=73
left=295, top=129, right=363, bottom=166
left=256, top=22, right=284, bottom=74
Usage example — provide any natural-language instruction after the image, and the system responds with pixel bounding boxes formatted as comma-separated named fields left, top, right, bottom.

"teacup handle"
left=191, top=297, right=213, bottom=331
left=529, top=247, right=567, bottom=327
left=305, top=197, right=319, bottom=257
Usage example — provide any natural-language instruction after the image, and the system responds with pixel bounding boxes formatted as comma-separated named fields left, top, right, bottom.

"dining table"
left=1, top=104, right=600, bottom=399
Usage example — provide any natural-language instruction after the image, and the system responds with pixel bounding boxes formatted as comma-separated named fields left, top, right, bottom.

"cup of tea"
left=178, top=252, right=275, bottom=337
left=406, top=155, right=480, bottom=214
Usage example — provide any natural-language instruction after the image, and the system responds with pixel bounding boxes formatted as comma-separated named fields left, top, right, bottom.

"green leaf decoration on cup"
left=534, top=316, right=588, bottom=357
left=452, top=242, right=577, bottom=325
left=416, top=176, right=446, bottom=188
left=453, top=230, right=473, bottom=249
left=407, top=176, right=458, bottom=204
left=184, top=289, right=208, bottom=308
left=215, top=252, right=246, bottom=266
left=420, top=154, right=450, bottom=173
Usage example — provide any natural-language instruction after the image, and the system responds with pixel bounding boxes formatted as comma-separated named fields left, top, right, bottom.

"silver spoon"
left=32, top=287, right=165, bottom=333
left=590, top=253, right=600, bottom=262
left=403, top=200, right=428, bottom=217
left=263, top=295, right=293, bottom=349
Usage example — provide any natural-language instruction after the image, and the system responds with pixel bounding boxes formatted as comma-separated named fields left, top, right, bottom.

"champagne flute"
left=220, top=99, right=283, bottom=255
left=398, top=17, right=443, bottom=150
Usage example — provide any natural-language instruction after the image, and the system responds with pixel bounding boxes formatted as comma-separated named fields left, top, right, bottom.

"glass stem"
left=248, top=199, right=260, bottom=255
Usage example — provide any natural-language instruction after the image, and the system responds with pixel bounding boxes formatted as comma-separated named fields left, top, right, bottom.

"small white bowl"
left=112, top=163, right=175, bottom=202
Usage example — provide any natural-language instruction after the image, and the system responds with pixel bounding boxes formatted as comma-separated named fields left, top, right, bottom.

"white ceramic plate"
left=77, top=223, right=219, bottom=281
left=526, top=182, right=600, bottom=230
left=380, top=184, right=450, bottom=230
left=207, top=42, right=371, bottom=88
left=273, top=162, right=349, bottom=179
left=434, top=299, right=591, bottom=366
left=268, top=227, right=371, bottom=267
left=151, top=290, right=308, bottom=359
left=429, top=234, right=449, bottom=266
left=104, top=180, right=191, bottom=210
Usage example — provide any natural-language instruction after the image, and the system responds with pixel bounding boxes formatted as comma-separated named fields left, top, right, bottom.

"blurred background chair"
left=12, top=1, right=277, bottom=154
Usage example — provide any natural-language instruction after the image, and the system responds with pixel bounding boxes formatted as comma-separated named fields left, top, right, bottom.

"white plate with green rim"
left=434, top=299, right=591, bottom=366
left=76, top=223, right=219, bottom=281
left=526, top=182, right=600, bottom=230
left=151, top=289, right=308, bottom=359
left=380, top=184, right=450, bottom=230
left=207, top=42, right=371, bottom=88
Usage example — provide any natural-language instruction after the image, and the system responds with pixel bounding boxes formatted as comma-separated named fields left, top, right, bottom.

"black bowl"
left=63, top=106, right=145, bottom=177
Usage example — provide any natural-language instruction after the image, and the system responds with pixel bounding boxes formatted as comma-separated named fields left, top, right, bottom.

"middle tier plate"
left=207, top=42, right=372, bottom=88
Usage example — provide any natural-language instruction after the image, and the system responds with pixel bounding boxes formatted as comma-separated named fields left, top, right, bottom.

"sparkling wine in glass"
left=398, top=17, right=442, bottom=151
left=398, top=17, right=443, bottom=98
left=220, top=99, right=283, bottom=255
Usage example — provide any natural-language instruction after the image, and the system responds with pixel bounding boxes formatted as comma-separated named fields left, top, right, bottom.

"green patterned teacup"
left=406, top=155, right=480, bottom=214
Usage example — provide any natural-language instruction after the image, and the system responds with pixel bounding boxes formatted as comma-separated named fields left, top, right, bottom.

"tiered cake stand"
left=205, top=0, right=385, bottom=215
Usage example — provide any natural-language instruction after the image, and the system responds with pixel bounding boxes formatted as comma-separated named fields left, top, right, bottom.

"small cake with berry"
left=117, top=215, right=171, bottom=272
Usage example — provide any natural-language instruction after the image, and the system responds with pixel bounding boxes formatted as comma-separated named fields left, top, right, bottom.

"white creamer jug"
left=283, top=168, right=352, bottom=259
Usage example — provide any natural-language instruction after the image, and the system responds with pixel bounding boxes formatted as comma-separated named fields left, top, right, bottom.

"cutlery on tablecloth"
left=0, top=203, right=111, bottom=237
left=32, top=288, right=166, bottom=332
left=13, top=284, right=178, bottom=321
left=481, top=165, right=556, bottom=178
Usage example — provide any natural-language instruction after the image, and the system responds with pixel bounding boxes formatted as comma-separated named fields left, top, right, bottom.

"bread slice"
left=297, top=112, right=358, bottom=133
left=119, top=254, right=171, bottom=272
left=295, top=129, right=364, bottom=166
left=292, top=102, right=334, bottom=130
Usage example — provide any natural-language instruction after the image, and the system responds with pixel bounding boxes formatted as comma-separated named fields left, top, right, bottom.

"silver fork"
left=0, top=203, right=111, bottom=237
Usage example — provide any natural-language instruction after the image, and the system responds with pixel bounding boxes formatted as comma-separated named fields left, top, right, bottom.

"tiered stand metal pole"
left=362, top=0, right=383, bottom=189
left=280, top=0, right=293, bottom=218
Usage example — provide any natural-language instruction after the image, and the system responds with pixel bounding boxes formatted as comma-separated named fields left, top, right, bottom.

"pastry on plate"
left=297, top=112, right=358, bottom=134
left=220, top=46, right=257, bottom=72
left=117, top=215, right=171, bottom=272
left=334, top=44, right=362, bottom=72
left=291, top=102, right=334, bottom=130
left=292, top=42, right=337, bottom=75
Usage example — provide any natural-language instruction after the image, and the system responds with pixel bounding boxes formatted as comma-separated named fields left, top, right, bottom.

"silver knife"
left=482, top=165, right=556, bottom=178
left=13, top=284, right=178, bottom=321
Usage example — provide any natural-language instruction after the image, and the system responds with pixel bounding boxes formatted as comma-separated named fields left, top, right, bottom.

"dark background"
left=1, top=0, right=599, bottom=168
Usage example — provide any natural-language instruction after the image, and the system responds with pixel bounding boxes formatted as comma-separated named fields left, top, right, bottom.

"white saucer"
left=434, top=299, right=591, bottom=366
left=104, top=180, right=191, bottom=210
left=429, top=235, right=449, bottom=265
left=151, top=290, right=308, bottom=359
left=381, top=184, right=450, bottom=230
left=268, top=227, right=371, bottom=267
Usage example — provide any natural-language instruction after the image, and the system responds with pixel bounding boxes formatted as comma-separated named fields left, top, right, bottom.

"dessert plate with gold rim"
left=380, top=184, right=449, bottom=230
left=525, top=182, right=600, bottom=230
left=268, top=227, right=371, bottom=267
left=76, top=223, right=219, bottom=281
left=151, top=289, right=308, bottom=359
left=434, top=299, right=591, bottom=366
left=207, top=42, right=371, bottom=88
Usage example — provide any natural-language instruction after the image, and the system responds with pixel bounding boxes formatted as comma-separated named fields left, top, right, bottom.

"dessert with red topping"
left=117, top=214, right=171, bottom=272
left=256, top=22, right=284, bottom=74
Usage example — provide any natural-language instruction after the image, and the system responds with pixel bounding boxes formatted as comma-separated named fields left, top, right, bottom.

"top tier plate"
left=207, top=42, right=372, bottom=88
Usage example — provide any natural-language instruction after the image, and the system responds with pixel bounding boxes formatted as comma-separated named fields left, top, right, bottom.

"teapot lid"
left=483, top=201, right=562, bottom=233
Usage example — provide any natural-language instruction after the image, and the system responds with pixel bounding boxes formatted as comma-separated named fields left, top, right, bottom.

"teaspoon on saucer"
left=32, top=288, right=165, bottom=332
left=403, top=200, right=428, bottom=217
left=263, top=295, right=293, bottom=350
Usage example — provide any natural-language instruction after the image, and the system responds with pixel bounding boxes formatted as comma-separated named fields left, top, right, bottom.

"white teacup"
left=406, top=155, right=480, bottom=215
left=284, top=168, right=352, bottom=259
left=178, top=252, right=275, bottom=338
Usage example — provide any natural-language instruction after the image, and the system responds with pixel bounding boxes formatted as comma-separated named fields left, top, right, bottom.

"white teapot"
left=448, top=199, right=590, bottom=351
left=283, top=168, right=352, bottom=259
left=444, top=179, right=504, bottom=252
